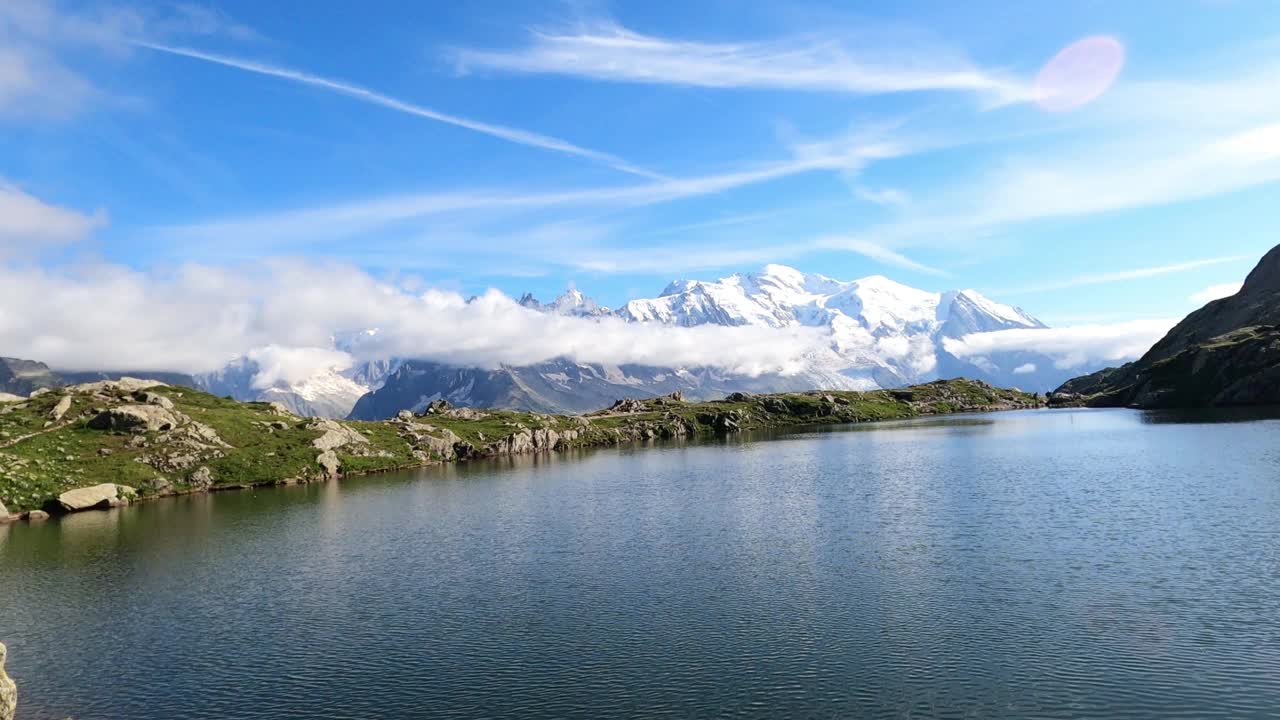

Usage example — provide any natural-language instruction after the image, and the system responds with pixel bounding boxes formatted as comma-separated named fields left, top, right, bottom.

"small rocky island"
left=0, top=378, right=1041, bottom=518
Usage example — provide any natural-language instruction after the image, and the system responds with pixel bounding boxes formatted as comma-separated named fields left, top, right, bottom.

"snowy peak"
left=519, top=288, right=611, bottom=317
left=938, top=289, right=1043, bottom=337
left=615, top=264, right=1047, bottom=387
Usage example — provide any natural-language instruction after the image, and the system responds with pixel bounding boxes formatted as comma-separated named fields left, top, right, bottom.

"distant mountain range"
left=352, top=265, right=1080, bottom=418
left=4, top=264, right=1111, bottom=419
left=1056, top=243, right=1280, bottom=408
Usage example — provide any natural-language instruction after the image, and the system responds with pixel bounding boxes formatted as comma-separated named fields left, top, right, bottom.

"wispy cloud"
left=997, top=256, right=1250, bottom=295
left=136, top=42, right=664, bottom=180
left=1189, top=282, right=1243, bottom=305
left=812, top=235, right=947, bottom=276
left=156, top=136, right=902, bottom=250
left=453, top=21, right=1026, bottom=102
left=0, top=182, right=104, bottom=255
left=0, top=0, right=256, bottom=117
left=853, top=186, right=909, bottom=207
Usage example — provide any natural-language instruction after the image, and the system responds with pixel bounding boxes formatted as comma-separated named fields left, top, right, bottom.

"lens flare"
left=1034, top=35, right=1125, bottom=112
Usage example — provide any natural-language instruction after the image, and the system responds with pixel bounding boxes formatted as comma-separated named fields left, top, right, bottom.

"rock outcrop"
left=87, top=405, right=182, bottom=432
left=309, top=418, right=369, bottom=451
left=316, top=449, right=341, bottom=479
left=70, top=377, right=167, bottom=395
left=57, top=483, right=136, bottom=512
left=0, top=641, right=16, bottom=720
left=1055, top=244, right=1280, bottom=408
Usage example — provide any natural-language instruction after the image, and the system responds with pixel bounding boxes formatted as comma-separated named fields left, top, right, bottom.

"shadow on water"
left=1138, top=405, right=1280, bottom=425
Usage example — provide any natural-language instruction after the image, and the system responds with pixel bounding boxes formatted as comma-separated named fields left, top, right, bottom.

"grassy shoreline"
left=0, top=378, right=1043, bottom=516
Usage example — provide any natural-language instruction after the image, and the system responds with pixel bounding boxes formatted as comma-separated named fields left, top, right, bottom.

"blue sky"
left=2, top=0, right=1279, bottom=329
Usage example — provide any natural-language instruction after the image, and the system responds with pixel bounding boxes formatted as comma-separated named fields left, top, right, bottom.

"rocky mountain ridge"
left=1053, top=243, right=1280, bottom=408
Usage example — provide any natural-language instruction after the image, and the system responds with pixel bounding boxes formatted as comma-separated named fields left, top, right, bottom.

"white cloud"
left=1012, top=363, right=1036, bottom=375
left=942, top=319, right=1177, bottom=370
left=0, top=183, right=104, bottom=253
left=246, top=345, right=353, bottom=389
left=453, top=21, right=1025, bottom=102
left=0, top=260, right=830, bottom=376
left=1189, top=282, right=1243, bottom=305
left=137, top=42, right=663, bottom=180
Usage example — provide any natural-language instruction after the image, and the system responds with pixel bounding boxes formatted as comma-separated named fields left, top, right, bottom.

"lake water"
left=3, top=408, right=1280, bottom=719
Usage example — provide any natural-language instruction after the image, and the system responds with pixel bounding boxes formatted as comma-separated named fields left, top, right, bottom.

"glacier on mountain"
left=349, top=265, right=1078, bottom=418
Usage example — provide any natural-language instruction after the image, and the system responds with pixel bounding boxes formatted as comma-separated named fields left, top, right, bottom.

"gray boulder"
left=57, top=483, right=137, bottom=512
left=87, top=405, right=181, bottom=432
left=316, top=450, right=341, bottom=479
left=47, top=395, right=72, bottom=422
left=135, top=390, right=175, bottom=410
left=0, top=641, right=15, bottom=720
left=309, top=419, right=368, bottom=451
left=188, top=466, right=213, bottom=490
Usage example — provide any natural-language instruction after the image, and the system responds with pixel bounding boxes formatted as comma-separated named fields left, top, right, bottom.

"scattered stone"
left=725, top=392, right=753, bottom=402
left=609, top=398, right=648, bottom=413
left=0, top=393, right=24, bottom=404
left=396, top=409, right=415, bottom=421
left=87, top=405, right=182, bottom=433
left=97, top=448, right=113, bottom=457
left=25, top=510, right=49, bottom=522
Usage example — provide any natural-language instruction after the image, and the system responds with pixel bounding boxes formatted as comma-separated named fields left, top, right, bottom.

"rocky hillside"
left=0, top=378, right=1041, bottom=516
left=0, top=358, right=62, bottom=398
left=1054, top=244, right=1280, bottom=408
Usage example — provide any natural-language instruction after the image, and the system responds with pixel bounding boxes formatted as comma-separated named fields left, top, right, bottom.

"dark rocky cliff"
left=1054, top=245, right=1280, bottom=408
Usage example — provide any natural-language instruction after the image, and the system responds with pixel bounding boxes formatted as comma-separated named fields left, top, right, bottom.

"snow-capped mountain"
left=196, top=356, right=397, bottom=419
left=351, top=264, right=1074, bottom=418
left=617, top=264, right=1044, bottom=388
left=518, top=288, right=611, bottom=317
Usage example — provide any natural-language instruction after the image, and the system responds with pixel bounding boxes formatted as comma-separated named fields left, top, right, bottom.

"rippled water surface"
left=4, top=408, right=1280, bottom=719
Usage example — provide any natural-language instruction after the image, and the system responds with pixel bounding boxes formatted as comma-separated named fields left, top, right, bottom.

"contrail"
left=137, top=42, right=665, bottom=180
